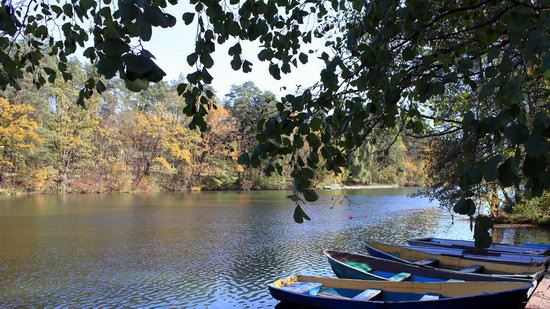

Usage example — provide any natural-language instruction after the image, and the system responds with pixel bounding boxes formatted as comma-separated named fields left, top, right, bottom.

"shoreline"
left=323, top=184, right=400, bottom=190
left=0, top=185, right=410, bottom=197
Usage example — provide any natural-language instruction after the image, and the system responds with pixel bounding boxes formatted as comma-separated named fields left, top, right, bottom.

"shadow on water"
left=0, top=189, right=547, bottom=308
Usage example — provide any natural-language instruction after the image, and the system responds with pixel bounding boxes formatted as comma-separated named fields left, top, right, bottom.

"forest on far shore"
left=0, top=59, right=427, bottom=194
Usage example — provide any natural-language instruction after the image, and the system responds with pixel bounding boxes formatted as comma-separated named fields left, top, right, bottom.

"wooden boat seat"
left=419, top=293, right=441, bottom=301
left=281, top=282, right=322, bottom=295
left=343, top=261, right=373, bottom=273
left=388, top=272, right=411, bottom=282
left=352, top=289, right=382, bottom=301
left=413, top=258, right=438, bottom=266
left=317, top=288, right=349, bottom=299
left=459, top=265, right=483, bottom=273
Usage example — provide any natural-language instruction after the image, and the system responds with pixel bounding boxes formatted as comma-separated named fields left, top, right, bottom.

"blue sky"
left=142, top=4, right=326, bottom=98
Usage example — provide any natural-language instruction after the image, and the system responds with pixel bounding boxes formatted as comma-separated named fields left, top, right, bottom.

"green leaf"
left=453, top=197, right=475, bottom=215
left=465, top=167, right=482, bottom=184
left=310, top=117, right=322, bottom=131
left=202, top=68, right=213, bottom=84
left=231, top=55, right=242, bottom=70
left=303, top=189, right=318, bottom=202
left=269, top=63, right=281, bottom=80
left=474, top=216, right=494, bottom=249
left=504, top=124, right=529, bottom=144
left=534, top=112, right=550, bottom=133
left=242, top=60, right=252, bottom=73
left=320, top=68, right=338, bottom=90
left=402, top=47, right=415, bottom=61
left=237, top=153, right=249, bottom=165
left=293, top=205, right=310, bottom=223
left=201, top=52, right=214, bottom=68
left=103, top=38, right=129, bottom=56
left=298, top=52, right=308, bottom=64
left=497, top=157, right=519, bottom=187
left=79, top=0, right=95, bottom=11
left=228, top=43, right=242, bottom=56
left=482, top=155, right=502, bottom=181
left=187, top=52, right=198, bottom=66
left=96, top=80, right=107, bottom=93
left=479, top=83, right=495, bottom=99
left=462, top=111, right=477, bottom=132
left=182, top=12, right=195, bottom=25
left=97, top=57, right=121, bottom=78
left=123, top=54, right=154, bottom=76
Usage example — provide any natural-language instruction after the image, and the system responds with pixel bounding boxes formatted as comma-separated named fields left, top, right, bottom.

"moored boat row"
left=408, top=237, right=550, bottom=255
left=268, top=237, right=549, bottom=308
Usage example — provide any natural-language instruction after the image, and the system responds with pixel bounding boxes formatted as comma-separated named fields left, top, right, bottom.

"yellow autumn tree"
left=47, top=84, right=100, bottom=191
left=124, top=107, right=200, bottom=189
left=0, top=97, right=41, bottom=185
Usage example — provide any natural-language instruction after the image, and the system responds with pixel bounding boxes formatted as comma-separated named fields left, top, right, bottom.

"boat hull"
left=325, top=250, right=534, bottom=283
left=269, top=275, right=531, bottom=309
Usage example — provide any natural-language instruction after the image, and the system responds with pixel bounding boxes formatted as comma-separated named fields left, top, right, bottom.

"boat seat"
left=419, top=293, right=441, bottom=301
left=281, top=282, right=322, bottom=295
left=352, top=289, right=382, bottom=301
left=413, top=258, right=438, bottom=266
left=343, top=261, right=373, bottom=273
left=388, top=272, right=411, bottom=282
left=446, top=279, right=465, bottom=282
left=317, top=288, right=349, bottom=299
left=459, top=265, right=483, bottom=273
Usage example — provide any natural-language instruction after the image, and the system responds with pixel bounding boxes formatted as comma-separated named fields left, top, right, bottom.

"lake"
left=0, top=188, right=548, bottom=308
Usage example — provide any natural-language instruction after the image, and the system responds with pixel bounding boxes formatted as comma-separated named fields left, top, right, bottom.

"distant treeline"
left=0, top=60, right=426, bottom=193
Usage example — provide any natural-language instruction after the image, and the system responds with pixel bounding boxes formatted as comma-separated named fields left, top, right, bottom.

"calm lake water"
left=1, top=188, right=548, bottom=308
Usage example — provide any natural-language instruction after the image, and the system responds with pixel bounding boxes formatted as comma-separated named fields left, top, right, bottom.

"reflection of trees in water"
left=360, top=209, right=441, bottom=244
left=492, top=227, right=550, bottom=245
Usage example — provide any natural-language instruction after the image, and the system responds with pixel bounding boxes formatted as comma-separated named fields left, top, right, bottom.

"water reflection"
left=0, top=189, right=547, bottom=308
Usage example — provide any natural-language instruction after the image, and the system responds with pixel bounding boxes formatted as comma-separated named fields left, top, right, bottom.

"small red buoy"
left=348, top=215, right=353, bottom=220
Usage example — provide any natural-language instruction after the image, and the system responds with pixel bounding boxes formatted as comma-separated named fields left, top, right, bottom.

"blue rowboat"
left=268, top=275, right=532, bottom=309
left=325, top=250, right=535, bottom=283
left=402, top=244, right=549, bottom=266
left=408, top=237, right=550, bottom=255
left=365, top=242, right=546, bottom=279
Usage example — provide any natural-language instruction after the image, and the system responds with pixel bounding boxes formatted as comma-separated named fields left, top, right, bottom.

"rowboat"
left=268, top=275, right=532, bottom=309
left=408, top=237, right=550, bottom=255
left=402, top=244, right=549, bottom=266
left=325, top=250, right=534, bottom=283
left=365, top=242, right=546, bottom=279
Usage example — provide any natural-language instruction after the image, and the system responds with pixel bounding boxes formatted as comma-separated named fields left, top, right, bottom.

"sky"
left=142, top=4, right=326, bottom=98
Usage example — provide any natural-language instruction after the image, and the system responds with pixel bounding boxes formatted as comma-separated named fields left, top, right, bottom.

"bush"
left=495, top=193, right=550, bottom=226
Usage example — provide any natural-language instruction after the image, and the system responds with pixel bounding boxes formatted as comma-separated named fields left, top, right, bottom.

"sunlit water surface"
left=1, top=189, right=548, bottom=308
